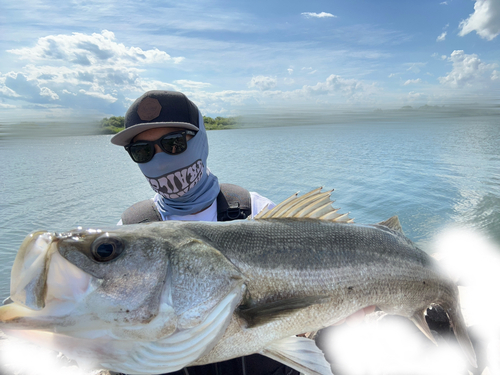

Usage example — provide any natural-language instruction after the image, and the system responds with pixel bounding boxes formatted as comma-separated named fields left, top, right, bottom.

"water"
left=1, top=117, right=499, bottom=301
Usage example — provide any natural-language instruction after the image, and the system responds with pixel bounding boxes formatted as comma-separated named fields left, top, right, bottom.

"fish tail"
left=447, top=305, right=477, bottom=368
left=411, top=305, right=477, bottom=368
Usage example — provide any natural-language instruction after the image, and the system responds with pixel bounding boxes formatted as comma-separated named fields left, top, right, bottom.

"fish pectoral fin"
left=237, top=296, right=328, bottom=328
left=261, top=336, right=333, bottom=375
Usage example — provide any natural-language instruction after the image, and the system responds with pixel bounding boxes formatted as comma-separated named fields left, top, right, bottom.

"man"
left=111, top=90, right=274, bottom=225
left=111, top=90, right=298, bottom=375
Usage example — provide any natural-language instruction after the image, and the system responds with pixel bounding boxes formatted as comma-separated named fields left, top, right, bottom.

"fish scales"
left=184, top=219, right=439, bottom=303
left=0, top=189, right=476, bottom=375
left=175, top=218, right=455, bottom=364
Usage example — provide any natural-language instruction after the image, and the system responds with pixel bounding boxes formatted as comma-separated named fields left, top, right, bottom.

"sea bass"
left=0, top=188, right=476, bottom=374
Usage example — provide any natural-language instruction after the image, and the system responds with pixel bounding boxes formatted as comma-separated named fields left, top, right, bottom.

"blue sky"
left=0, top=0, right=499, bottom=121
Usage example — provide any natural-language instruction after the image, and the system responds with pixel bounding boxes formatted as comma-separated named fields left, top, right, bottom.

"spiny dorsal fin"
left=377, top=216, right=403, bottom=234
left=255, top=188, right=353, bottom=223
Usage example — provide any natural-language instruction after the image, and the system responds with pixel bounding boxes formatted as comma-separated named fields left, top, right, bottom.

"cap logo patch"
left=137, top=97, right=162, bottom=121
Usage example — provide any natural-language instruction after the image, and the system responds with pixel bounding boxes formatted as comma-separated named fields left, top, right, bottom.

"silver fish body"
left=0, top=190, right=476, bottom=374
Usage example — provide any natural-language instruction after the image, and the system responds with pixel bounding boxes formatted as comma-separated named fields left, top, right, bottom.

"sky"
left=0, top=0, right=499, bottom=121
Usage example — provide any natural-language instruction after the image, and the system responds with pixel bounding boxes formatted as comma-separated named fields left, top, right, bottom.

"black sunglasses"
left=125, top=130, right=196, bottom=163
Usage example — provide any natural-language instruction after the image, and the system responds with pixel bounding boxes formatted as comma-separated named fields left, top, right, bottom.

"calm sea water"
left=0, top=117, right=499, bottom=300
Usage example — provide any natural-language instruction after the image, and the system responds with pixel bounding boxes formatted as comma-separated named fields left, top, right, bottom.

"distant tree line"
left=100, top=116, right=239, bottom=134
left=202, top=116, right=240, bottom=130
left=99, top=116, right=124, bottom=134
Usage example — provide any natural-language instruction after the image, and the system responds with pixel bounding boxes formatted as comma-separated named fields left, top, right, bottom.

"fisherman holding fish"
left=110, top=90, right=299, bottom=374
left=0, top=90, right=475, bottom=375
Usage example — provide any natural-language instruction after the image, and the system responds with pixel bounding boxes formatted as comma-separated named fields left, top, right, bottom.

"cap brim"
left=110, top=122, right=199, bottom=146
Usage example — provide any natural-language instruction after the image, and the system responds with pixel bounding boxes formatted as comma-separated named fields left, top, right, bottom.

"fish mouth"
left=0, top=231, right=92, bottom=323
left=9, top=231, right=55, bottom=311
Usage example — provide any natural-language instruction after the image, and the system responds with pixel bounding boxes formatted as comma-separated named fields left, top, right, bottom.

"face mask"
left=137, top=112, right=219, bottom=216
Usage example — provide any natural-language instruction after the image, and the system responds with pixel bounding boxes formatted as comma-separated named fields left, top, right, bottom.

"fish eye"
left=91, top=235, right=124, bottom=262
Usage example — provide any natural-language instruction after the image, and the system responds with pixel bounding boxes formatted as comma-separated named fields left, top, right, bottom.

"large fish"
left=0, top=188, right=476, bottom=374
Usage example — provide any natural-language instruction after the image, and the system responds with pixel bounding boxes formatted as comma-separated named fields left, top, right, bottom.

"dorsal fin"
left=377, top=216, right=403, bottom=234
left=255, top=188, right=353, bottom=223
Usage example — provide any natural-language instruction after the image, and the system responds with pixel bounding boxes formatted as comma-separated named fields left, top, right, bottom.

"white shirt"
left=117, top=192, right=275, bottom=224
left=158, top=191, right=275, bottom=221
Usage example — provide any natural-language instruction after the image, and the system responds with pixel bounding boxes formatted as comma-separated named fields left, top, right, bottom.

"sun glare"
left=323, top=227, right=500, bottom=374
left=0, top=338, right=87, bottom=375
left=432, top=226, right=500, bottom=373
left=325, top=317, right=466, bottom=375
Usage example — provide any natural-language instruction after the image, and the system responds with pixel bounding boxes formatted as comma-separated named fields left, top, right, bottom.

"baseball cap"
left=111, top=90, right=200, bottom=146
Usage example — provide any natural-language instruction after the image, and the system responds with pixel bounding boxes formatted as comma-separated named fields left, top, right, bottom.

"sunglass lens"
left=160, top=133, right=187, bottom=154
left=129, top=143, right=155, bottom=163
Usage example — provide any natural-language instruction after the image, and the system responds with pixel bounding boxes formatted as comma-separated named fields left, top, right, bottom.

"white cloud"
left=287, top=68, right=293, bottom=75
left=408, top=91, right=425, bottom=100
left=248, top=76, right=278, bottom=91
left=492, top=70, right=500, bottom=80
left=439, top=50, right=498, bottom=87
left=405, top=62, right=426, bottom=73
left=303, top=74, right=373, bottom=100
left=459, top=0, right=500, bottom=40
left=301, top=12, right=337, bottom=19
left=8, top=30, right=183, bottom=65
left=3, top=72, right=56, bottom=103
left=431, top=53, right=448, bottom=60
left=79, top=89, right=118, bottom=102
left=404, top=79, right=422, bottom=85
left=301, top=67, right=317, bottom=74
left=62, top=89, right=77, bottom=96
left=133, top=80, right=178, bottom=94
left=436, top=31, right=447, bottom=42
left=1, top=30, right=188, bottom=115
left=173, top=80, right=211, bottom=89
left=39, top=87, right=59, bottom=100
left=188, top=74, right=376, bottom=114
left=5, top=30, right=184, bottom=98
left=0, top=76, right=20, bottom=98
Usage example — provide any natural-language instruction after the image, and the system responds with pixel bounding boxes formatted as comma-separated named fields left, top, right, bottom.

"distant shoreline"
left=99, top=115, right=239, bottom=134
left=1, top=105, right=498, bottom=139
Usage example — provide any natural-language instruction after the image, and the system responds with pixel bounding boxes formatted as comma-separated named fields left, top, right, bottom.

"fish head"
left=0, top=223, right=245, bottom=373
left=4, top=227, right=173, bottom=331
